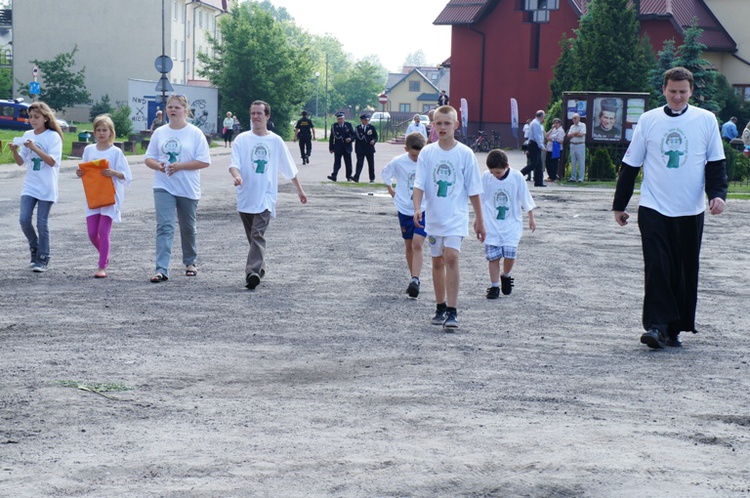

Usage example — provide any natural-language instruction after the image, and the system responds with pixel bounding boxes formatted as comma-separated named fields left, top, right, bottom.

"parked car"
left=56, top=118, right=69, bottom=132
left=369, top=111, right=390, bottom=123
left=0, top=98, right=31, bottom=131
left=418, top=114, right=431, bottom=127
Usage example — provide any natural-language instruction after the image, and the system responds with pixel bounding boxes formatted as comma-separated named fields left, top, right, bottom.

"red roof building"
left=435, top=0, right=748, bottom=144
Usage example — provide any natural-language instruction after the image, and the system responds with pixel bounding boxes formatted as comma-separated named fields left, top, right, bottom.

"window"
left=409, top=81, right=420, bottom=92
left=181, top=40, right=186, bottom=61
left=0, top=104, right=14, bottom=117
left=734, top=85, right=750, bottom=101
left=173, top=39, right=178, bottom=60
left=423, top=104, right=432, bottom=113
left=399, top=103, right=411, bottom=112
left=173, top=0, right=178, bottom=20
left=199, top=10, right=203, bottom=28
left=529, top=23, right=540, bottom=69
left=187, top=21, right=191, bottom=37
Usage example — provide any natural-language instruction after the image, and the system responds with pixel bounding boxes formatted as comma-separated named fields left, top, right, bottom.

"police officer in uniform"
left=353, top=113, right=378, bottom=183
left=294, top=110, right=316, bottom=164
left=327, top=112, right=355, bottom=182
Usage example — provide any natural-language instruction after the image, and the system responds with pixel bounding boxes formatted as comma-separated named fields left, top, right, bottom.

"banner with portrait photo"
left=592, top=97, right=623, bottom=142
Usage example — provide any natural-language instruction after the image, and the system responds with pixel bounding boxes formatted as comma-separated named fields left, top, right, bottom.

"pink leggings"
left=86, top=214, right=113, bottom=268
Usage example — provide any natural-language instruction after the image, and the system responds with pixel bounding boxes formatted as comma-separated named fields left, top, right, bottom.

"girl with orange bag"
left=75, top=114, right=132, bottom=278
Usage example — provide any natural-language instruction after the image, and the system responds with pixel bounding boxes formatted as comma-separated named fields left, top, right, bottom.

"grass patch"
left=57, top=380, right=133, bottom=400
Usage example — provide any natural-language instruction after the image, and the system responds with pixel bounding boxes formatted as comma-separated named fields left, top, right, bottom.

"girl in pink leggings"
left=76, top=115, right=132, bottom=278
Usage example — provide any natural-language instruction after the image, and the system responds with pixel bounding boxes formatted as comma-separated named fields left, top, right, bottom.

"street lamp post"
left=315, top=71, right=320, bottom=119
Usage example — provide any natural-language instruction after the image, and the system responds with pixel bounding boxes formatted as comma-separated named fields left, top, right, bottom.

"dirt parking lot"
left=1, top=142, right=749, bottom=497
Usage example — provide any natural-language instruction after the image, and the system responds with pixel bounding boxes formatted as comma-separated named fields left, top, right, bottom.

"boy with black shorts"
left=381, top=132, right=427, bottom=298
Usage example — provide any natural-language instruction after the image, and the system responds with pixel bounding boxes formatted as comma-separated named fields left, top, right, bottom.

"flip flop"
left=150, top=273, right=168, bottom=283
left=185, top=265, right=198, bottom=277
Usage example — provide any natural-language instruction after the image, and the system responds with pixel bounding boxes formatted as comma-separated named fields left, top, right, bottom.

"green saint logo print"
left=432, top=162, right=455, bottom=198
left=253, top=144, right=269, bottom=174
left=162, top=138, right=182, bottom=164
left=661, top=130, right=687, bottom=169
left=494, top=189, right=510, bottom=220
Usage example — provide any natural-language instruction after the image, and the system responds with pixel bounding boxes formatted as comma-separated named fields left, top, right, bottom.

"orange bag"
left=79, top=159, right=116, bottom=209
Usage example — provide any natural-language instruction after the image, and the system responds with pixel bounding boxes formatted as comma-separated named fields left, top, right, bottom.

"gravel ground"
left=0, top=141, right=748, bottom=497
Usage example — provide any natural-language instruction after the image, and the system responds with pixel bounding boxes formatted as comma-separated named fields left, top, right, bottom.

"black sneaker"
left=640, top=328, right=666, bottom=349
left=443, top=310, right=459, bottom=330
left=406, top=280, right=420, bottom=298
left=32, top=258, right=49, bottom=273
left=486, top=286, right=500, bottom=299
left=501, top=275, right=514, bottom=295
left=431, top=308, right=447, bottom=326
left=245, top=272, right=261, bottom=289
left=28, top=250, right=37, bottom=269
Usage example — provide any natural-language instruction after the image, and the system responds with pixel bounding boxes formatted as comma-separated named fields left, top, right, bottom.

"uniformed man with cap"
left=328, top=112, right=355, bottom=181
left=353, top=113, right=378, bottom=182
left=294, top=110, right=316, bottom=164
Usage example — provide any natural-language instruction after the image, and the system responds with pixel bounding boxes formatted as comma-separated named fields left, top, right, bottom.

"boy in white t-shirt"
left=481, top=150, right=536, bottom=299
left=412, top=105, right=485, bottom=330
left=381, top=132, right=427, bottom=298
left=229, top=100, right=307, bottom=290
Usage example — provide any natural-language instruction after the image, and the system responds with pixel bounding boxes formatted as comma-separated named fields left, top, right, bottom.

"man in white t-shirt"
left=567, top=113, right=586, bottom=182
left=406, top=114, right=427, bottom=139
left=613, top=67, right=727, bottom=350
left=229, top=100, right=307, bottom=290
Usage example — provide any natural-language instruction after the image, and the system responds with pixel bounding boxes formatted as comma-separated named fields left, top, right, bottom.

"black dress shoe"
left=535, top=184, right=547, bottom=187
left=665, top=335, right=682, bottom=347
left=640, top=328, right=666, bottom=349
left=327, top=175, right=336, bottom=181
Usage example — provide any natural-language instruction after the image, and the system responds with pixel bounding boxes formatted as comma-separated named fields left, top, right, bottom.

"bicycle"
left=471, top=130, right=490, bottom=152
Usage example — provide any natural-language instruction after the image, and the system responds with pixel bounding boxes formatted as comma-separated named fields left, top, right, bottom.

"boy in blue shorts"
left=480, top=149, right=536, bottom=299
left=381, top=132, right=427, bottom=298
left=412, top=105, right=485, bottom=329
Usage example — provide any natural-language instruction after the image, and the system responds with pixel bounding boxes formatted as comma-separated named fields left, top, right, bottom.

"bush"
left=89, top=94, right=113, bottom=122
left=588, top=147, right=616, bottom=181
left=544, top=99, right=563, bottom=131
left=734, top=153, right=749, bottom=182
left=110, top=104, right=133, bottom=138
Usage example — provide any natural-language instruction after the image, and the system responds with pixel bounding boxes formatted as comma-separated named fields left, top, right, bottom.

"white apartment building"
left=12, top=0, right=231, bottom=121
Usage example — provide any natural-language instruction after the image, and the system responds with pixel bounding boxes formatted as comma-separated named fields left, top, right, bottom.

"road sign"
left=154, top=55, right=173, bottom=74
left=378, top=93, right=388, bottom=104
left=32, top=65, right=39, bottom=81
left=29, top=81, right=40, bottom=95
left=155, top=74, right=173, bottom=93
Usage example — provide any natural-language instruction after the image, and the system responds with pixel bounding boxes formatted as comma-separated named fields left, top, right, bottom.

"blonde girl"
left=144, top=93, right=211, bottom=282
left=75, top=114, right=133, bottom=278
left=9, top=101, right=63, bottom=272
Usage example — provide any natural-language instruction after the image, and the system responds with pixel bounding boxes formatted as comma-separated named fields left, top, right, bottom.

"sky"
left=266, top=0, right=452, bottom=73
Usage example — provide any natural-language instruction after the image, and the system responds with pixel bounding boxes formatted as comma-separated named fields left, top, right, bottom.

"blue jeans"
left=153, top=188, right=198, bottom=277
left=19, top=195, right=53, bottom=262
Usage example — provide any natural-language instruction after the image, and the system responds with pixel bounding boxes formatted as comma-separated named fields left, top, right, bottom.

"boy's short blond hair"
left=92, top=114, right=116, bottom=146
left=405, top=131, right=426, bottom=151
left=486, top=149, right=509, bottom=169
left=434, top=105, right=458, bottom=122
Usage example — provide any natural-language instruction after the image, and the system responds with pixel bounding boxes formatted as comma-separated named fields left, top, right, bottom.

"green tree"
left=674, top=18, right=717, bottom=112
left=648, top=39, right=677, bottom=107
left=198, top=3, right=313, bottom=138
left=335, top=60, right=386, bottom=117
left=0, top=47, right=11, bottom=99
left=17, top=46, right=90, bottom=112
left=549, top=34, right=576, bottom=104
left=568, top=0, right=650, bottom=92
left=89, top=94, right=113, bottom=122
left=404, top=50, right=427, bottom=67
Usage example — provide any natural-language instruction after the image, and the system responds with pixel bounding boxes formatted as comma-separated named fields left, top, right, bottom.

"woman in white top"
left=223, top=111, right=235, bottom=147
left=544, top=118, right=565, bottom=182
left=144, top=94, right=211, bottom=282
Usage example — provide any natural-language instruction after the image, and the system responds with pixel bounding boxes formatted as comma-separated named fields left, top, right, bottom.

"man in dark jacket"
left=327, top=112, right=355, bottom=182
left=353, top=113, right=378, bottom=182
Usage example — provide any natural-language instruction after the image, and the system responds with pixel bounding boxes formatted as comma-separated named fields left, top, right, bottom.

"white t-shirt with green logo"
left=481, top=169, right=535, bottom=248
left=146, top=123, right=211, bottom=200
